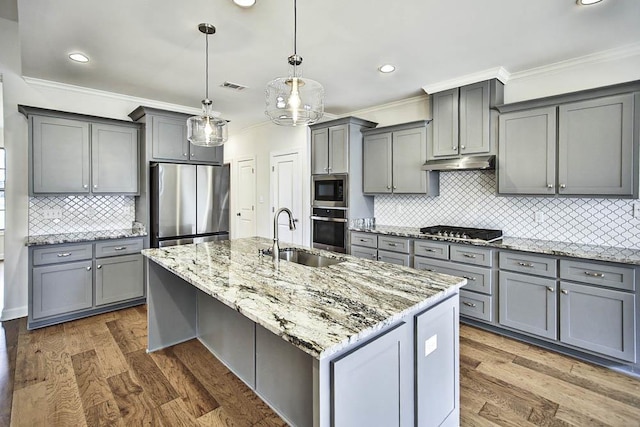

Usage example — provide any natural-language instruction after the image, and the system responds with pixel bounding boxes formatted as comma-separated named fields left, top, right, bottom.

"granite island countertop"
left=26, top=224, right=147, bottom=246
left=350, top=225, right=640, bottom=265
left=142, top=237, right=466, bottom=360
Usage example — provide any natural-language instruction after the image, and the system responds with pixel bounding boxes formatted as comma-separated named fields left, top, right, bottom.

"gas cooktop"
left=419, top=225, right=503, bottom=243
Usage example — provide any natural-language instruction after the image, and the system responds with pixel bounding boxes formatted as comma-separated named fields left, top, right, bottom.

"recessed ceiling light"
left=378, top=64, right=396, bottom=74
left=233, top=0, right=256, bottom=7
left=576, top=0, right=603, bottom=5
left=69, top=52, right=89, bottom=63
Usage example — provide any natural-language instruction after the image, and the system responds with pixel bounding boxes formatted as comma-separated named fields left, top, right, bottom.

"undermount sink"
left=265, top=248, right=345, bottom=268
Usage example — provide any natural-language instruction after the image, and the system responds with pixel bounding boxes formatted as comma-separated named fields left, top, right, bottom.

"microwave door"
left=155, top=163, right=197, bottom=238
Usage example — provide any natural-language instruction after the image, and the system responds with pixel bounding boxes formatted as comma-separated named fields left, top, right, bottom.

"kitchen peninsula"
left=142, top=237, right=466, bottom=427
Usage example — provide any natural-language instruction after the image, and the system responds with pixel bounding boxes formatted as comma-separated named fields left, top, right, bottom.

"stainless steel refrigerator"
left=150, top=163, right=230, bottom=247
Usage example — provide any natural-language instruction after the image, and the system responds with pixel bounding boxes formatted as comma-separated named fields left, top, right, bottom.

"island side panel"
left=146, top=259, right=198, bottom=352
left=197, top=291, right=256, bottom=387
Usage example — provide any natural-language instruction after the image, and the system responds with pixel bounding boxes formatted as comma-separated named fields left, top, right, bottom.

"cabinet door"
left=415, top=295, right=459, bottom=427
left=190, top=143, right=223, bottom=164
left=151, top=115, right=189, bottom=161
left=363, top=133, right=392, bottom=193
left=32, top=261, right=93, bottom=319
left=558, top=94, right=634, bottom=196
left=328, top=124, right=349, bottom=174
left=91, top=124, right=139, bottom=194
left=392, top=127, right=428, bottom=193
left=32, top=116, right=90, bottom=194
left=560, top=281, right=636, bottom=362
left=498, top=107, right=557, bottom=195
left=431, top=88, right=459, bottom=158
left=459, top=81, right=490, bottom=155
left=311, top=128, right=329, bottom=174
left=499, top=271, right=557, bottom=339
left=95, top=254, right=144, bottom=306
left=331, top=322, right=412, bottom=427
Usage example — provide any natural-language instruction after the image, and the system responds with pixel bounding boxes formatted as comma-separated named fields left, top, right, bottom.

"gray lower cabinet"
left=331, top=322, right=413, bottom=427
left=362, top=121, right=439, bottom=195
left=95, top=254, right=144, bottom=306
left=32, top=260, right=93, bottom=319
left=559, top=281, right=636, bottom=363
left=498, top=271, right=558, bottom=340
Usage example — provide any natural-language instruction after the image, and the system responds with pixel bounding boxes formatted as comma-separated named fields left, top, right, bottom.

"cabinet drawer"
left=450, top=245, right=493, bottom=267
left=95, top=238, right=144, bottom=258
left=350, top=245, right=377, bottom=261
left=414, top=257, right=493, bottom=295
left=414, top=240, right=449, bottom=260
left=560, top=260, right=635, bottom=291
left=32, top=243, right=93, bottom=266
left=459, top=290, right=493, bottom=322
left=499, top=251, right=557, bottom=278
left=351, top=232, right=377, bottom=249
left=377, top=250, right=411, bottom=267
left=377, top=236, right=411, bottom=254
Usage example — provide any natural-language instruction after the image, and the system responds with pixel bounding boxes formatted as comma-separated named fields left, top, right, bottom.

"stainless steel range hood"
left=421, top=155, right=495, bottom=171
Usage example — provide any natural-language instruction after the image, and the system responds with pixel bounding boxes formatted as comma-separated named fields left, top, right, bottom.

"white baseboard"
left=1, top=305, right=27, bottom=321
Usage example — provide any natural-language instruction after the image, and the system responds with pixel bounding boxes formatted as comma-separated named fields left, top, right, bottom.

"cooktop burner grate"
left=419, top=225, right=503, bottom=242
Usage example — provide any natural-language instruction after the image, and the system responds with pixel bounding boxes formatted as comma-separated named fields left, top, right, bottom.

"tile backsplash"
left=375, top=171, right=640, bottom=248
left=29, top=195, right=135, bottom=235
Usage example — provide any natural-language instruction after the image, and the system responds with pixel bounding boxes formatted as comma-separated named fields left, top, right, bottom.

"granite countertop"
left=142, top=237, right=465, bottom=360
left=350, top=225, right=640, bottom=265
left=26, top=224, right=147, bottom=246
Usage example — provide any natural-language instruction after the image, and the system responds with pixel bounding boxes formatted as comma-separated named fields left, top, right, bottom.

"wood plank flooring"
left=1, top=306, right=639, bottom=426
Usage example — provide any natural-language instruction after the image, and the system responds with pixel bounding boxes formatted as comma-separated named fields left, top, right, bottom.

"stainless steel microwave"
left=312, top=174, right=348, bottom=207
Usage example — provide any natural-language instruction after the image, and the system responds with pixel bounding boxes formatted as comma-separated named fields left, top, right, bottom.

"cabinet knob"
left=93, top=184, right=98, bottom=189
left=452, top=146, right=458, bottom=151
left=324, top=167, right=328, bottom=172
left=393, top=186, right=397, bottom=190
left=86, top=266, right=92, bottom=271
left=560, top=184, right=566, bottom=189
left=387, top=186, right=391, bottom=190
left=547, top=184, right=553, bottom=189
left=327, top=167, right=332, bottom=172
left=460, top=145, right=466, bottom=150
left=371, top=255, right=377, bottom=260
left=236, top=213, right=241, bottom=217
left=561, top=289, right=568, bottom=295
left=83, top=184, right=88, bottom=189
left=547, top=286, right=554, bottom=292
left=183, top=153, right=188, bottom=156
left=97, top=265, right=102, bottom=269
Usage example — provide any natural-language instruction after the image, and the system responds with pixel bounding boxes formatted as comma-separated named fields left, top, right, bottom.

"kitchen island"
left=142, top=237, right=466, bottom=427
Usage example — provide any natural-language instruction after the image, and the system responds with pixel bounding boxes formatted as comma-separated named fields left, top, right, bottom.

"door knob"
left=236, top=213, right=241, bottom=217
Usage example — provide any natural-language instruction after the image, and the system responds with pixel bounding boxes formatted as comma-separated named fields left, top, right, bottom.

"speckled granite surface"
left=350, top=225, right=640, bottom=265
left=26, top=223, right=147, bottom=246
left=142, top=237, right=465, bottom=360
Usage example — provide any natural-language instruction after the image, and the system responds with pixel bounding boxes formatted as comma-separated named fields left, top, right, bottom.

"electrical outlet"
left=42, top=207, right=63, bottom=219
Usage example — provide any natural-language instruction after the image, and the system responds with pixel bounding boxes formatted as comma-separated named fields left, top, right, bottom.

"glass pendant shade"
left=187, top=99, right=227, bottom=146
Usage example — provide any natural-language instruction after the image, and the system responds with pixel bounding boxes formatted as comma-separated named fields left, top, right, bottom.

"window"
left=0, top=148, right=4, bottom=230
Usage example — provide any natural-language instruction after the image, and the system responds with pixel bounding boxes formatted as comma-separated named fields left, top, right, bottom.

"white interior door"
left=271, top=152, right=302, bottom=245
left=235, top=157, right=256, bottom=238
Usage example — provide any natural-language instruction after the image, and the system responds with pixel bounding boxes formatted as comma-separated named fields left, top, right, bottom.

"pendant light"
left=187, top=23, right=228, bottom=146
left=265, top=0, right=324, bottom=126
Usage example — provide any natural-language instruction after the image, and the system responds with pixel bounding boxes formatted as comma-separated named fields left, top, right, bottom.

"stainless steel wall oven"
left=311, top=207, right=348, bottom=253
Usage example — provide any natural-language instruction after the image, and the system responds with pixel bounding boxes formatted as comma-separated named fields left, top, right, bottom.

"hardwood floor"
left=1, top=306, right=639, bottom=426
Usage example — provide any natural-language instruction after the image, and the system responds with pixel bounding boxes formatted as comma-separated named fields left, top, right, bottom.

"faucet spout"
left=273, top=207, right=296, bottom=262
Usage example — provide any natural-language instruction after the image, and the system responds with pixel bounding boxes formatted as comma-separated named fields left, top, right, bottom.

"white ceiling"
left=12, top=0, right=640, bottom=131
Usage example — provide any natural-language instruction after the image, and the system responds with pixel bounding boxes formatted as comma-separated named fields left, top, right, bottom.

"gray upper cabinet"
left=23, top=106, right=140, bottom=196
left=31, top=116, right=91, bottom=194
left=429, top=80, right=503, bottom=160
left=311, top=124, right=349, bottom=174
left=91, top=124, right=139, bottom=194
left=497, top=83, right=640, bottom=198
left=363, top=121, right=439, bottom=195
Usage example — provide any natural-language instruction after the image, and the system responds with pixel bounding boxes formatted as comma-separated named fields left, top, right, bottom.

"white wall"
left=224, top=122, right=310, bottom=245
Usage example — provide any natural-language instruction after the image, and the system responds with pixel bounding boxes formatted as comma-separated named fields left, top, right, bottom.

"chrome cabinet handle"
left=97, top=265, right=102, bottom=269
left=547, top=184, right=553, bottom=188
left=584, top=271, right=604, bottom=278
left=463, top=254, right=477, bottom=259
left=86, top=266, right=92, bottom=271
left=463, top=276, right=476, bottom=281
left=423, top=248, right=435, bottom=252
left=463, top=302, right=477, bottom=308
left=425, top=268, right=434, bottom=272
left=561, top=289, right=568, bottom=294
left=518, top=262, right=534, bottom=267
left=560, top=184, right=566, bottom=189
left=387, top=243, right=397, bottom=247
left=359, top=239, right=367, bottom=242
left=547, top=286, right=554, bottom=292
left=57, top=252, right=72, bottom=257
left=114, top=246, right=127, bottom=251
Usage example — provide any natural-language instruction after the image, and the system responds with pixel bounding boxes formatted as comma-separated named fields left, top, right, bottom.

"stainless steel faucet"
left=273, top=207, right=296, bottom=262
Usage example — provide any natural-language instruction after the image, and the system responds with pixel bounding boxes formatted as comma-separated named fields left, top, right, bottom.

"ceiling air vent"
left=221, top=81, right=248, bottom=91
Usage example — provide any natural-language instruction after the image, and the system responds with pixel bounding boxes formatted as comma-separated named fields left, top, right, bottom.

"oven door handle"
left=310, top=216, right=348, bottom=223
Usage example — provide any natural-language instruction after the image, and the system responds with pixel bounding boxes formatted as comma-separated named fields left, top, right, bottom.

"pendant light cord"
left=205, top=32, right=210, bottom=100
left=293, top=0, right=297, bottom=56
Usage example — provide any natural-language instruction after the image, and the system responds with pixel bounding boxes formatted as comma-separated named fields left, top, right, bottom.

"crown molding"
left=345, top=94, right=428, bottom=117
left=509, top=42, right=640, bottom=81
left=22, top=76, right=205, bottom=116
left=421, top=67, right=511, bottom=94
